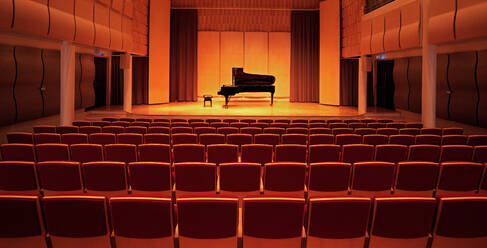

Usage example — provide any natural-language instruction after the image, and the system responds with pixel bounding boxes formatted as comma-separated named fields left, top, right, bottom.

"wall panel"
left=124, top=0, right=134, bottom=18
left=0, top=0, right=13, bottom=30
left=80, top=54, right=96, bottom=108
left=407, top=56, right=421, bottom=113
left=428, top=0, right=455, bottom=44
left=14, top=46, right=43, bottom=121
left=111, top=0, right=124, bottom=12
left=197, top=31, right=220, bottom=97
left=0, top=45, right=17, bottom=125
left=122, top=16, right=133, bottom=51
left=478, top=50, right=487, bottom=128
left=94, top=2, right=110, bottom=48
left=360, top=20, right=372, bottom=55
left=436, top=54, right=450, bottom=120
left=384, top=9, right=400, bottom=52
left=455, top=0, right=487, bottom=42
left=244, top=32, right=269, bottom=76
left=400, top=0, right=420, bottom=49
left=49, top=0, right=75, bottom=41
left=110, top=10, right=123, bottom=50
left=74, top=0, right=95, bottom=45
left=371, top=15, right=385, bottom=54
left=220, top=32, right=244, bottom=85
left=13, top=0, right=49, bottom=36
left=269, top=32, right=291, bottom=98
left=393, top=58, right=409, bottom=110
left=42, top=49, right=60, bottom=116
left=448, top=51, right=478, bottom=125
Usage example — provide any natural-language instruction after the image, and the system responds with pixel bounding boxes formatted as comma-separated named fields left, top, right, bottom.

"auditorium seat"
left=177, top=197, right=238, bottom=248
left=112, top=121, right=130, bottom=127
left=73, top=120, right=91, bottom=127
left=207, top=144, right=239, bottom=165
left=363, top=134, right=389, bottom=145
left=415, top=135, right=442, bottom=145
left=128, top=162, right=171, bottom=195
left=386, top=122, right=406, bottom=129
left=70, top=144, right=104, bottom=163
left=308, top=123, right=327, bottom=128
left=405, top=122, right=423, bottom=128
left=79, top=126, right=102, bottom=135
left=206, top=118, right=221, bottom=124
left=292, top=119, right=308, bottom=124
left=376, top=128, right=399, bottom=136
left=282, top=134, right=307, bottom=145
left=309, top=127, right=332, bottom=134
left=42, top=195, right=111, bottom=248
left=230, top=122, right=248, bottom=129
left=223, top=118, right=239, bottom=123
left=241, top=119, right=257, bottom=124
left=147, top=126, right=170, bottom=134
left=174, top=162, right=217, bottom=196
left=227, top=134, right=253, bottom=149
left=92, top=120, right=111, bottom=127
left=219, top=162, right=261, bottom=197
left=351, top=161, right=395, bottom=196
left=328, top=119, right=344, bottom=124
left=275, top=144, right=307, bottom=163
left=335, top=134, right=362, bottom=145
left=171, top=126, right=193, bottom=134
left=119, top=118, right=135, bottom=123
left=82, top=161, right=128, bottom=196
left=473, top=146, right=487, bottom=163
left=309, top=119, right=326, bottom=124
left=109, top=196, right=174, bottom=248
left=241, top=144, right=273, bottom=165
left=441, top=135, right=468, bottom=145
left=154, top=118, right=170, bottom=123
left=440, top=145, right=474, bottom=162
left=342, top=144, right=375, bottom=163
left=286, top=127, right=308, bottom=135
left=56, top=125, right=79, bottom=134
left=421, top=128, right=442, bottom=135
left=467, top=135, right=487, bottom=146
left=332, top=128, right=354, bottom=135
left=307, top=197, right=371, bottom=248
left=0, top=161, right=39, bottom=193
left=104, top=144, right=137, bottom=163
left=171, top=118, right=187, bottom=123
left=144, top=133, right=170, bottom=144
left=309, top=144, right=341, bottom=163
left=329, top=123, right=347, bottom=129
left=289, top=123, right=307, bottom=128
left=254, top=133, right=280, bottom=146
left=37, top=161, right=83, bottom=195
left=172, top=133, right=198, bottom=144
left=442, top=127, right=463, bottom=135
left=117, top=133, right=143, bottom=145
left=125, top=126, right=147, bottom=134
left=189, top=118, right=205, bottom=124
left=263, top=127, right=286, bottom=136
left=138, top=144, right=171, bottom=163
left=375, top=144, right=408, bottom=163
left=408, top=145, right=441, bottom=162
left=194, top=127, right=216, bottom=135
left=394, top=161, right=440, bottom=196
left=275, top=119, right=291, bottom=124
left=102, top=117, right=118, bottom=122
left=367, top=122, right=386, bottom=128
left=250, top=122, right=269, bottom=128
left=199, top=133, right=225, bottom=146
left=389, top=134, right=415, bottom=146
left=431, top=196, right=487, bottom=248
left=173, top=144, right=206, bottom=163
left=129, top=122, right=150, bottom=129
left=399, top=128, right=421, bottom=135
left=34, top=133, right=61, bottom=144
left=61, top=133, right=89, bottom=145
left=436, top=162, right=484, bottom=194
left=369, top=197, right=437, bottom=248
left=354, top=128, right=377, bottom=135
left=33, top=125, right=56, bottom=133
left=1, top=144, right=36, bottom=161
left=270, top=122, right=289, bottom=129
left=102, top=125, right=125, bottom=134
left=6, top=132, right=34, bottom=144
left=135, top=118, right=153, bottom=123
left=263, top=162, right=306, bottom=196
left=36, top=144, right=70, bottom=162
left=308, top=162, right=351, bottom=196
left=217, top=127, right=239, bottom=136
left=349, top=122, right=367, bottom=129
left=0, top=195, right=47, bottom=248
left=242, top=197, right=305, bottom=248
left=150, top=122, right=170, bottom=128
left=210, top=122, right=229, bottom=128
left=308, top=134, right=334, bottom=145
left=240, top=127, right=263, bottom=136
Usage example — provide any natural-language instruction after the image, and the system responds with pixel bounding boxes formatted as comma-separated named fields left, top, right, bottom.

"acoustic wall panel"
left=197, top=31, right=220, bottom=97
left=74, top=0, right=95, bottom=45
left=436, top=54, right=450, bottom=120
left=111, top=0, right=124, bottom=12
left=122, top=16, right=133, bottom=51
left=110, top=10, right=123, bottom=50
left=220, top=32, right=244, bottom=85
left=478, top=50, right=487, bottom=128
left=14, top=46, right=43, bottom=121
left=428, top=0, right=455, bottom=44
left=124, top=0, right=134, bottom=18
left=393, top=58, right=409, bottom=110
left=0, top=0, right=13, bottom=29
left=407, top=56, right=422, bottom=113
left=75, top=54, right=82, bottom=109
left=455, top=0, right=487, bottom=42
left=41, top=49, right=60, bottom=116
left=94, top=2, right=110, bottom=48
left=48, top=0, right=75, bottom=41
left=360, top=20, right=372, bottom=55
left=0, top=45, right=17, bottom=125
left=80, top=54, right=96, bottom=108
left=13, top=0, right=49, bottom=36
left=384, top=9, right=401, bottom=52
left=448, top=51, right=478, bottom=125
left=400, top=0, right=420, bottom=49
left=97, top=0, right=110, bottom=6
left=371, top=15, right=385, bottom=54
left=268, top=32, right=291, bottom=98
left=244, top=32, right=269, bottom=76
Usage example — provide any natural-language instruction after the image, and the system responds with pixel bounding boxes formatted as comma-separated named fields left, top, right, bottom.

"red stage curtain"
left=170, top=9, right=198, bottom=102
left=133, top=57, right=148, bottom=105
left=290, top=11, right=320, bottom=103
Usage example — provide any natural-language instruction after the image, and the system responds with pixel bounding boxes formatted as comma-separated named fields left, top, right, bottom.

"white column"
left=122, top=53, right=133, bottom=113
left=358, top=56, right=368, bottom=114
left=60, top=41, right=76, bottom=125
left=421, top=0, right=437, bottom=127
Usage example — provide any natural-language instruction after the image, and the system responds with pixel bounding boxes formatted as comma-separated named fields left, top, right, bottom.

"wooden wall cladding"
left=448, top=51, right=478, bottom=125
left=13, top=0, right=49, bottom=36
left=478, top=50, right=487, bottom=128
left=383, top=9, right=400, bottom=52
left=41, top=49, right=60, bottom=116
left=94, top=2, right=110, bottom=48
left=111, top=0, right=124, bottom=12
left=455, top=0, right=487, bottom=42
left=360, top=20, right=372, bottom=55
left=75, top=54, right=83, bottom=109
left=74, top=0, right=95, bottom=45
left=407, top=56, right=422, bottom=113
left=0, top=45, right=17, bottom=125
left=428, top=0, right=455, bottom=44
left=80, top=54, right=96, bottom=108
left=110, top=10, right=123, bottom=50
left=399, top=0, right=420, bottom=49
left=48, top=0, right=75, bottom=41
left=124, top=0, right=134, bottom=18
left=370, top=15, right=385, bottom=54
left=392, top=58, right=409, bottom=110
left=14, top=46, right=44, bottom=122
left=0, top=0, right=13, bottom=29
left=436, top=54, right=450, bottom=120
left=122, top=16, right=133, bottom=51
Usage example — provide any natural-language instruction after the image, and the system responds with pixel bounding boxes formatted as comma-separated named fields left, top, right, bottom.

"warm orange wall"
left=220, top=32, right=244, bottom=86
left=197, top=32, right=221, bottom=97
left=244, top=32, right=268, bottom=75
left=269, top=32, right=291, bottom=98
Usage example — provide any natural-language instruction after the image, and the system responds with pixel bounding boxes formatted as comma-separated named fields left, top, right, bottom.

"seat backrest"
left=37, top=161, right=83, bottom=194
left=104, top=144, right=137, bottom=163
left=61, top=133, right=89, bottom=145
left=405, top=122, right=423, bottom=128
left=56, top=126, right=79, bottom=134
left=73, top=120, right=91, bottom=127
left=264, top=162, right=306, bottom=194
left=275, top=145, right=307, bottom=163
left=473, top=145, right=487, bottom=163
left=0, top=161, right=39, bottom=192
left=227, top=133, right=253, bottom=146
left=6, top=132, right=34, bottom=144
left=351, top=161, right=395, bottom=195
left=79, top=126, right=102, bottom=135
left=207, top=144, right=238, bottom=165
left=171, top=127, right=193, bottom=135
left=36, top=144, right=70, bottom=162
left=125, top=126, right=147, bottom=134
left=217, top=127, right=239, bottom=135
left=138, top=144, right=171, bottom=163
left=415, top=135, right=442, bottom=145
left=144, top=133, right=170, bottom=144
left=309, top=134, right=334, bottom=145
left=421, top=128, right=442, bottom=135
left=147, top=126, right=170, bottom=134
left=394, top=161, right=440, bottom=195
left=173, top=144, right=206, bottom=163
left=211, top=122, right=229, bottom=128
left=467, top=135, right=487, bottom=146
left=408, top=145, right=441, bottom=162
left=329, top=123, right=347, bottom=129
left=254, top=134, right=280, bottom=146
left=93, top=121, right=111, bottom=127
left=308, top=162, right=351, bottom=195
left=389, top=135, right=415, bottom=146
left=128, top=162, right=171, bottom=194
left=354, top=128, right=377, bottom=136
left=220, top=162, right=261, bottom=195
left=270, top=123, right=289, bottom=129
left=441, top=135, right=468, bottom=145
left=130, top=122, right=150, bottom=128
left=33, top=125, right=56, bottom=133
left=399, top=128, right=421, bottom=135
left=335, top=134, right=362, bottom=145
left=309, top=144, right=341, bottom=163
left=376, top=128, right=399, bottom=136
left=194, top=127, right=217, bottom=135
left=349, top=122, right=367, bottom=129
left=199, top=133, right=225, bottom=146
left=375, top=144, right=409, bottom=163
left=82, top=162, right=127, bottom=194
left=250, top=122, right=269, bottom=128
left=230, top=122, right=249, bottom=129
left=282, top=134, right=307, bottom=145
left=240, top=127, right=263, bottom=136
left=286, top=127, right=308, bottom=135
left=1, top=144, right=36, bottom=161
left=386, top=122, right=406, bottom=129
left=437, top=162, right=484, bottom=193
left=263, top=127, right=286, bottom=135
left=70, top=144, right=104, bottom=163
left=117, top=133, right=144, bottom=145
left=172, top=133, right=198, bottom=145
left=309, top=128, right=332, bottom=135
left=363, top=134, right=389, bottom=146
left=440, top=145, right=474, bottom=162
left=342, top=144, right=375, bottom=163
left=34, top=133, right=61, bottom=144
left=241, top=144, right=273, bottom=165
left=102, top=125, right=125, bottom=134
left=332, top=128, right=354, bottom=135
left=89, top=133, right=116, bottom=145
left=174, top=162, right=217, bottom=194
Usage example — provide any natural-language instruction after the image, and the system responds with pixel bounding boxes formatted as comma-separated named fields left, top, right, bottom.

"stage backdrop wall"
left=197, top=31, right=291, bottom=99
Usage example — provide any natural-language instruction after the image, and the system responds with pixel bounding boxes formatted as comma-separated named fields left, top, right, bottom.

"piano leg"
left=271, top=92, right=274, bottom=106
left=224, top=95, right=229, bottom=108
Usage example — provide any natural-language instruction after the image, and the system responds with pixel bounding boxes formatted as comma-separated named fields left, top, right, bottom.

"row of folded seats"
left=2, top=143, right=486, bottom=164
left=2, top=194, right=487, bottom=248
left=1, top=161, right=486, bottom=197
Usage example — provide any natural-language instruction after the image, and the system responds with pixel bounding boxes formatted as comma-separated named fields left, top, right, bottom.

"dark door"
left=376, top=60, right=395, bottom=110
left=93, top=57, right=107, bottom=108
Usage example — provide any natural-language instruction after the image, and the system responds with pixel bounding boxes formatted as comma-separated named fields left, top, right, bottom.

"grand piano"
left=217, top=68, right=275, bottom=108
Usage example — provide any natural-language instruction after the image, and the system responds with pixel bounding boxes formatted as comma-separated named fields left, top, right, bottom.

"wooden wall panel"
left=371, top=15, right=385, bottom=54
left=448, top=51, right=478, bottom=125
left=75, top=0, right=95, bottom=45
left=384, top=9, right=400, bottom=52
left=428, top=0, right=455, bottom=44
left=393, top=58, right=409, bottom=110
left=0, top=45, right=17, bottom=125
left=124, top=0, right=134, bottom=18
left=80, top=54, right=96, bottom=108
left=42, top=49, right=60, bottom=116
left=220, top=32, right=244, bottom=85
left=436, top=54, right=450, bottom=120
left=478, top=50, right=487, bottom=128
left=94, top=2, right=110, bottom=48
left=122, top=16, right=133, bottom=51
left=110, top=10, right=123, bottom=50
left=399, top=1, right=420, bottom=49
left=455, top=0, right=487, bottom=42
left=13, top=0, right=49, bottom=36
left=269, top=32, right=291, bottom=98
left=0, top=0, right=13, bottom=30
left=111, top=0, right=124, bottom=12
left=360, top=20, right=372, bottom=55
left=407, top=56, right=421, bottom=113
left=244, top=32, right=268, bottom=75
left=14, top=46, right=43, bottom=121
left=197, top=32, right=220, bottom=97
left=49, top=0, right=75, bottom=41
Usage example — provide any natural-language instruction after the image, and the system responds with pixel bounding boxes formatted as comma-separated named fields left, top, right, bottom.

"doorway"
left=94, top=57, right=107, bottom=108
left=376, top=60, right=395, bottom=110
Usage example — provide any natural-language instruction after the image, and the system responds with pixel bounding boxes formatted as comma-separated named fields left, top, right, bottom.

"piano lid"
left=232, top=67, right=275, bottom=86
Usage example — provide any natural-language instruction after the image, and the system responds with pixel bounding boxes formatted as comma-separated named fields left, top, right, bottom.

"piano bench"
left=203, top=95, right=213, bottom=107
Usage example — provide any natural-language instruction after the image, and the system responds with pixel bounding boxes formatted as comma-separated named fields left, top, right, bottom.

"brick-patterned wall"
left=341, top=0, right=363, bottom=58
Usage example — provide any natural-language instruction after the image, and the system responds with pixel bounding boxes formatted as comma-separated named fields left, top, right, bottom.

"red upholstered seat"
left=282, top=134, right=307, bottom=145
left=386, top=122, right=406, bottom=129
left=309, top=127, right=332, bottom=135
left=241, top=144, right=273, bottom=165
left=308, top=162, right=352, bottom=196
left=93, top=120, right=111, bottom=127
left=292, top=119, right=308, bottom=124
left=112, top=121, right=131, bottom=127
left=275, top=144, right=307, bottom=163
left=420, top=128, right=442, bottom=135
left=34, top=133, right=61, bottom=144
left=89, top=133, right=116, bottom=145
left=73, top=120, right=91, bottom=127
left=399, top=128, right=421, bottom=135
left=270, top=122, right=289, bottom=129
left=332, top=128, right=354, bottom=135
left=254, top=133, right=280, bottom=146
left=191, top=122, right=210, bottom=129
left=389, top=134, right=415, bottom=146
left=56, top=125, right=79, bottom=134
left=342, top=144, right=375, bottom=163
left=376, top=128, right=399, bottom=136
left=230, top=122, right=249, bottom=129
left=275, top=119, right=291, bottom=124
left=240, top=119, right=257, bottom=124
left=286, top=127, right=308, bottom=135
left=207, top=144, right=239, bottom=165
left=125, top=126, right=147, bottom=134
left=289, top=123, right=308, bottom=128
left=329, top=123, right=347, bottom=129
left=408, top=145, right=441, bottom=162
left=150, top=122, right=170, bottom=128
left=147, top=126, right=170, bottom=134
left=263, top=127, right=286, bottom=136
left=405, top=122, right=423, bottom=128
left=173, top=144, right=205, bottom=163
left=102, top=125, right=125, bottom=134
left=82, top=161, right=128, bottom=196
left=36, top=144, right=70, bottom=162
left=308, top=123, right=327, bottom=128
left=130, top=122, right=150, bottom=128
left=349, top=122, right=367, bottom=129
left=199, top=133, right=225, bottom=146
left=219, top=162, right=261, bottom=197
left=128, top=162, right=171, bottom=195
left=441, top=135, right=468, bottom=145
left=335, top=134, right=362, bottom=145
left=227, top=133, right=253, bottom=149
left=415, top=134, right=442, bottom=145
left=143, top=133, right=170, bottom=144
left=436, top=162, right=484, bottom=194
left=194, top=127, right=216, bottom=135
left=171, top=126, right=193, bottom=134
left=33, top=125, right=56, bottom=133
left=210, top=122, right=229, bottom=128
left=394, top=161, right=440, bottom=196
left=37, top=161, right=83, bottom=195
left=117, top=133, right=143, bottom=145
left=309, top=134, right=334, bottom=145
left=363, top=134, right=388, bottom=146
left=351, top=161, right=395, bottom=196
left=0, top=161, right=39, bottom=193
left=263, top=162, right=306, bottom=196
left=174, top=162, right=217, bottom=196
left=223, top=118, right=239, bottom=123
left=250, top=122, right=269, bottom=128
left=375, top=144, right=409, bottom=163
left=79, top=126, right=102, bottom=134
left=442, top=127, right=463, bottom=135
left=102, top=117, right=119, bottom=122
left=104, top=144, right=137, bottom=163
left=70, top=144, right=104, bottom=163
left=189, top=119, right=205, bottom=124
left=309, top=144, right=341, bottom=163
left=367, top=122, right=386, bottom=129
left=6, top=132, right=34, bottom=144
left=138, top=144, right=171, bottom=163
left=440, top=145, right=474, bottom=162
left=135, top=118, right=153, bottom=123
left=240, top=127, right=263, bottom=136
left=119, top=118, right=135, bottom=123
left=61, top=133, right=88, bottom=145
left=217, top=127, right=239, bottom=135
left=467, top=135, right=487, bottom=146
left=354, top=128, right=377, bottom=135
left=172, top=133, right=198, bottom=144
left=473, top=146, right=487, bottom=163
left=1, top=144, right=36, bottom=161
